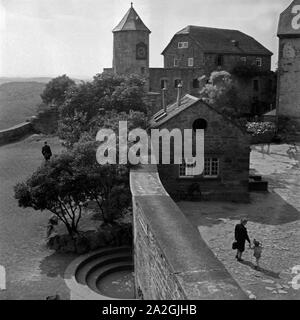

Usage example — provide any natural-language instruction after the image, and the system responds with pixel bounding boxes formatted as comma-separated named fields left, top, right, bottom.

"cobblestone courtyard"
left=0, top=135, right=75, bottom=300
left=179, top=143, right=300, bottom=300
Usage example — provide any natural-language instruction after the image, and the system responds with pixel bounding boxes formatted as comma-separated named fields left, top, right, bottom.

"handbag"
left=232, top=241, right=238, bottom=250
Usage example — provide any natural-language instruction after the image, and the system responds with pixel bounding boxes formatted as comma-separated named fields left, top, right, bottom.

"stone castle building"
left=277, top=0, right=300, bottom=128
left=105, top=4, right=275, bottom=115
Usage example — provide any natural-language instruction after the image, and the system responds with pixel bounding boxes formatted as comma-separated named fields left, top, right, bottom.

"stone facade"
left=150, top=27, right=274, bottom=113
left=150, top=95, right=250, bottom=202
left=277, top=0, right=300, bottom=128
left=107, top=5, right=275, bottom=116
left=130, top=167, right=248, bottom=300
left=113, top=31, right=150, bottom=78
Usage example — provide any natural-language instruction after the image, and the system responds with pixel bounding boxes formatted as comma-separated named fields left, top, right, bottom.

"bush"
left=246, top=121, right=275, bottom=143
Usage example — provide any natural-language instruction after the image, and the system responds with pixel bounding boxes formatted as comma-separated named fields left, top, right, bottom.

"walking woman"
left=234, top=218, right=251, bottom=262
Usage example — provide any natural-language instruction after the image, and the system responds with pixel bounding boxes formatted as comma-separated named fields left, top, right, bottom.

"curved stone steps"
left=64, top=246, right=133, bottom=300
left=87, top=261, right=134, bottom=295
left=76, top=252, right=132, bottom=285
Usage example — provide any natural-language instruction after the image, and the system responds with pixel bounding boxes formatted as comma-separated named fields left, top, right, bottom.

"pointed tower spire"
left=113, top=4, right=151, bottom=33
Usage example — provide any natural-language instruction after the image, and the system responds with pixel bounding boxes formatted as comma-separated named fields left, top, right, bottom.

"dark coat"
left=234, top=223, right=250, bottom=252
left=42, top=145, right=52, bottom=160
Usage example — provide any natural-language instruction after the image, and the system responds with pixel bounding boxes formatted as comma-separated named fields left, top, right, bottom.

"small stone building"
left=150, top=92, right=251, bottom=202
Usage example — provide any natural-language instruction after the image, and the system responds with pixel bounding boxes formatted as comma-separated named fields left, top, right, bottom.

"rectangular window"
left=256, top=57, right=262, bottom=67
left=204, top=158, right=219, bottom=177
left=240, top=56, right=247, bottom=63
left=174, top=58, right=179, bottom=67
left=192, top=78, right=200, bottom=88
left=188, top=57, right=194, bottom=67
left=179, top=158, right=219, bottom=178
left=178, top=42, right=188, bottom=49
left=179, top=159, right=197, bottom=177
left=253, top=79, right=259, bottom=91
left=217, top=54, right=223, bottom=66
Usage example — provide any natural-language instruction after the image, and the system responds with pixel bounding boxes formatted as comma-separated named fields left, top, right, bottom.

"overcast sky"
left=0, top=0, right=293, bottom=78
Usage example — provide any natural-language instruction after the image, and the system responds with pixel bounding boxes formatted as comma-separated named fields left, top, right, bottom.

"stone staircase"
left=64, top=246, right=133, bottom=300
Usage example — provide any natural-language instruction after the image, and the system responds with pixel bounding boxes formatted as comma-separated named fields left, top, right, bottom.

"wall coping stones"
left=0, top=122, right=33, bottom=146
left=131, top=164, right=248, bottom=299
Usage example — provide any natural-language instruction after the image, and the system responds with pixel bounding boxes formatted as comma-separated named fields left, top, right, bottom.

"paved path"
left=179, top=143, right=300, bottom=300
left=0, top=135, right=75, bottom=300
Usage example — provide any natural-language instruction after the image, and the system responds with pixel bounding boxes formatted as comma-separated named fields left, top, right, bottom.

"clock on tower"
left=136, top=42, right=147, bottom=60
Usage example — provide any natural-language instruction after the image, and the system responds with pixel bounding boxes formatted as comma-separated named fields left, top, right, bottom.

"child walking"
left=252, top=239, right=263, bottom=270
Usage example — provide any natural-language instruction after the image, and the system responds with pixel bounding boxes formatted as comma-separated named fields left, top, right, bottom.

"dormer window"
left=178, top=42, right=188, bottom=49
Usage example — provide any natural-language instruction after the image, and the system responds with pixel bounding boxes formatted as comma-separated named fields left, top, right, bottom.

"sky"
left=0, top=0, right=294, bottom=78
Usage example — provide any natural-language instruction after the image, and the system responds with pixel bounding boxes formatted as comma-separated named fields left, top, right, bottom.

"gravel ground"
left=0, top=135, right=76, bottom=300
left=179, top=143, right=300, bottom=300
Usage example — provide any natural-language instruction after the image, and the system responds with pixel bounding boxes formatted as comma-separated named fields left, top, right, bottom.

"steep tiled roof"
left=162, top=25, right=272, bottom=56
left=113, top=5, right=151, bottom=33
left=150, top=94, right=200, bottom=128
left=150, top=94, right=246, bottom=133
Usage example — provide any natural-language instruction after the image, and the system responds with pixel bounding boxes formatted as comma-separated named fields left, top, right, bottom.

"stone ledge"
left=131, top=165, right=248, bottom=299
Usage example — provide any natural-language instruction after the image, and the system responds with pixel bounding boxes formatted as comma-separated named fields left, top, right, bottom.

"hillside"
left=0, top=82, right=45, bottom=130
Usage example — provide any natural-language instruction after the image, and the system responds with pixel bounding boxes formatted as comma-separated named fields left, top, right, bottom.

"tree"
left=59, top=73, right=147, bottom=123
left=14, top=141, right=132, bottom=235
left=71, top=140, right=131, bottom=223
left=14, top=154, right=87, bottom=236
left=41, top=74, right=75, bottom=106
left=59, top=106, right=148, bottom=149
left=200, top=71, right=249, bottom=122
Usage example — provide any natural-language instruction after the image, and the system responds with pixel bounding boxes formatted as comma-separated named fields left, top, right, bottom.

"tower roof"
left=113, top=4, right=151, bottom=33
left=278, top=0, right=300, bottom=37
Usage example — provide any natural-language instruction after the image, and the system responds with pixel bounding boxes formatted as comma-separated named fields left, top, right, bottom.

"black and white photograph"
left=0, top=0, right=299, bottom=305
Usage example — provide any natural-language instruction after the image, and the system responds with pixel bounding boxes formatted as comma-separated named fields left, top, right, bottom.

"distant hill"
left=0, top=77, right=53, bottom=86
left=0, top=82, right=45, bottom=130
left=0, top=76, right=89, bottom=86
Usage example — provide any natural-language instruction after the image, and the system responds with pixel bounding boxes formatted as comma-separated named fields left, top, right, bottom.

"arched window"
left=174, top=79, right=182, bottom=88
left=160, top=79, right=168, bottom=89
left=192, top=118, right=207, bottom=131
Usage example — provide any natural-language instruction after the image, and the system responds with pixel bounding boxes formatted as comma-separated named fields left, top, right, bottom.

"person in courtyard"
left=42, top=141, right=52, bottom=161
left=287, top=143, right=298, bottom=160
left=251, top=239, right=263, bottom=270
left=234, top=218, right=251, bottom=262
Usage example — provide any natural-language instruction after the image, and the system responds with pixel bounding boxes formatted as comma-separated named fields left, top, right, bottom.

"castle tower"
left=277, top=0, right=300, bottom=127
left=112, top=3, right=151, bottom=78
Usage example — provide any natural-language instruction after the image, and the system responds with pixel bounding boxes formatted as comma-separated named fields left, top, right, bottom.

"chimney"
left=177, top=83, right=183, bottom=107
left=162, top=87, right=167, bottom=113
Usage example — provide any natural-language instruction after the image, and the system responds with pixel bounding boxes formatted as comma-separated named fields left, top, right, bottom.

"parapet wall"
left=0, top=122, right=33, bottom=146
left=130, top=165, right=247, bottom=300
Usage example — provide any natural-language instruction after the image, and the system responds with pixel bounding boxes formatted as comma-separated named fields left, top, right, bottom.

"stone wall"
left=0, top=122, right=33, bottom=146
left=30, top=109, right=58, bottom=134
left=130, top=165, right=247, bottom=300
left=113, top=31, right=149, bottom=78
left=149, top=67, right=205, bottom=105
left=153, top=99, right=250, bottom=202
